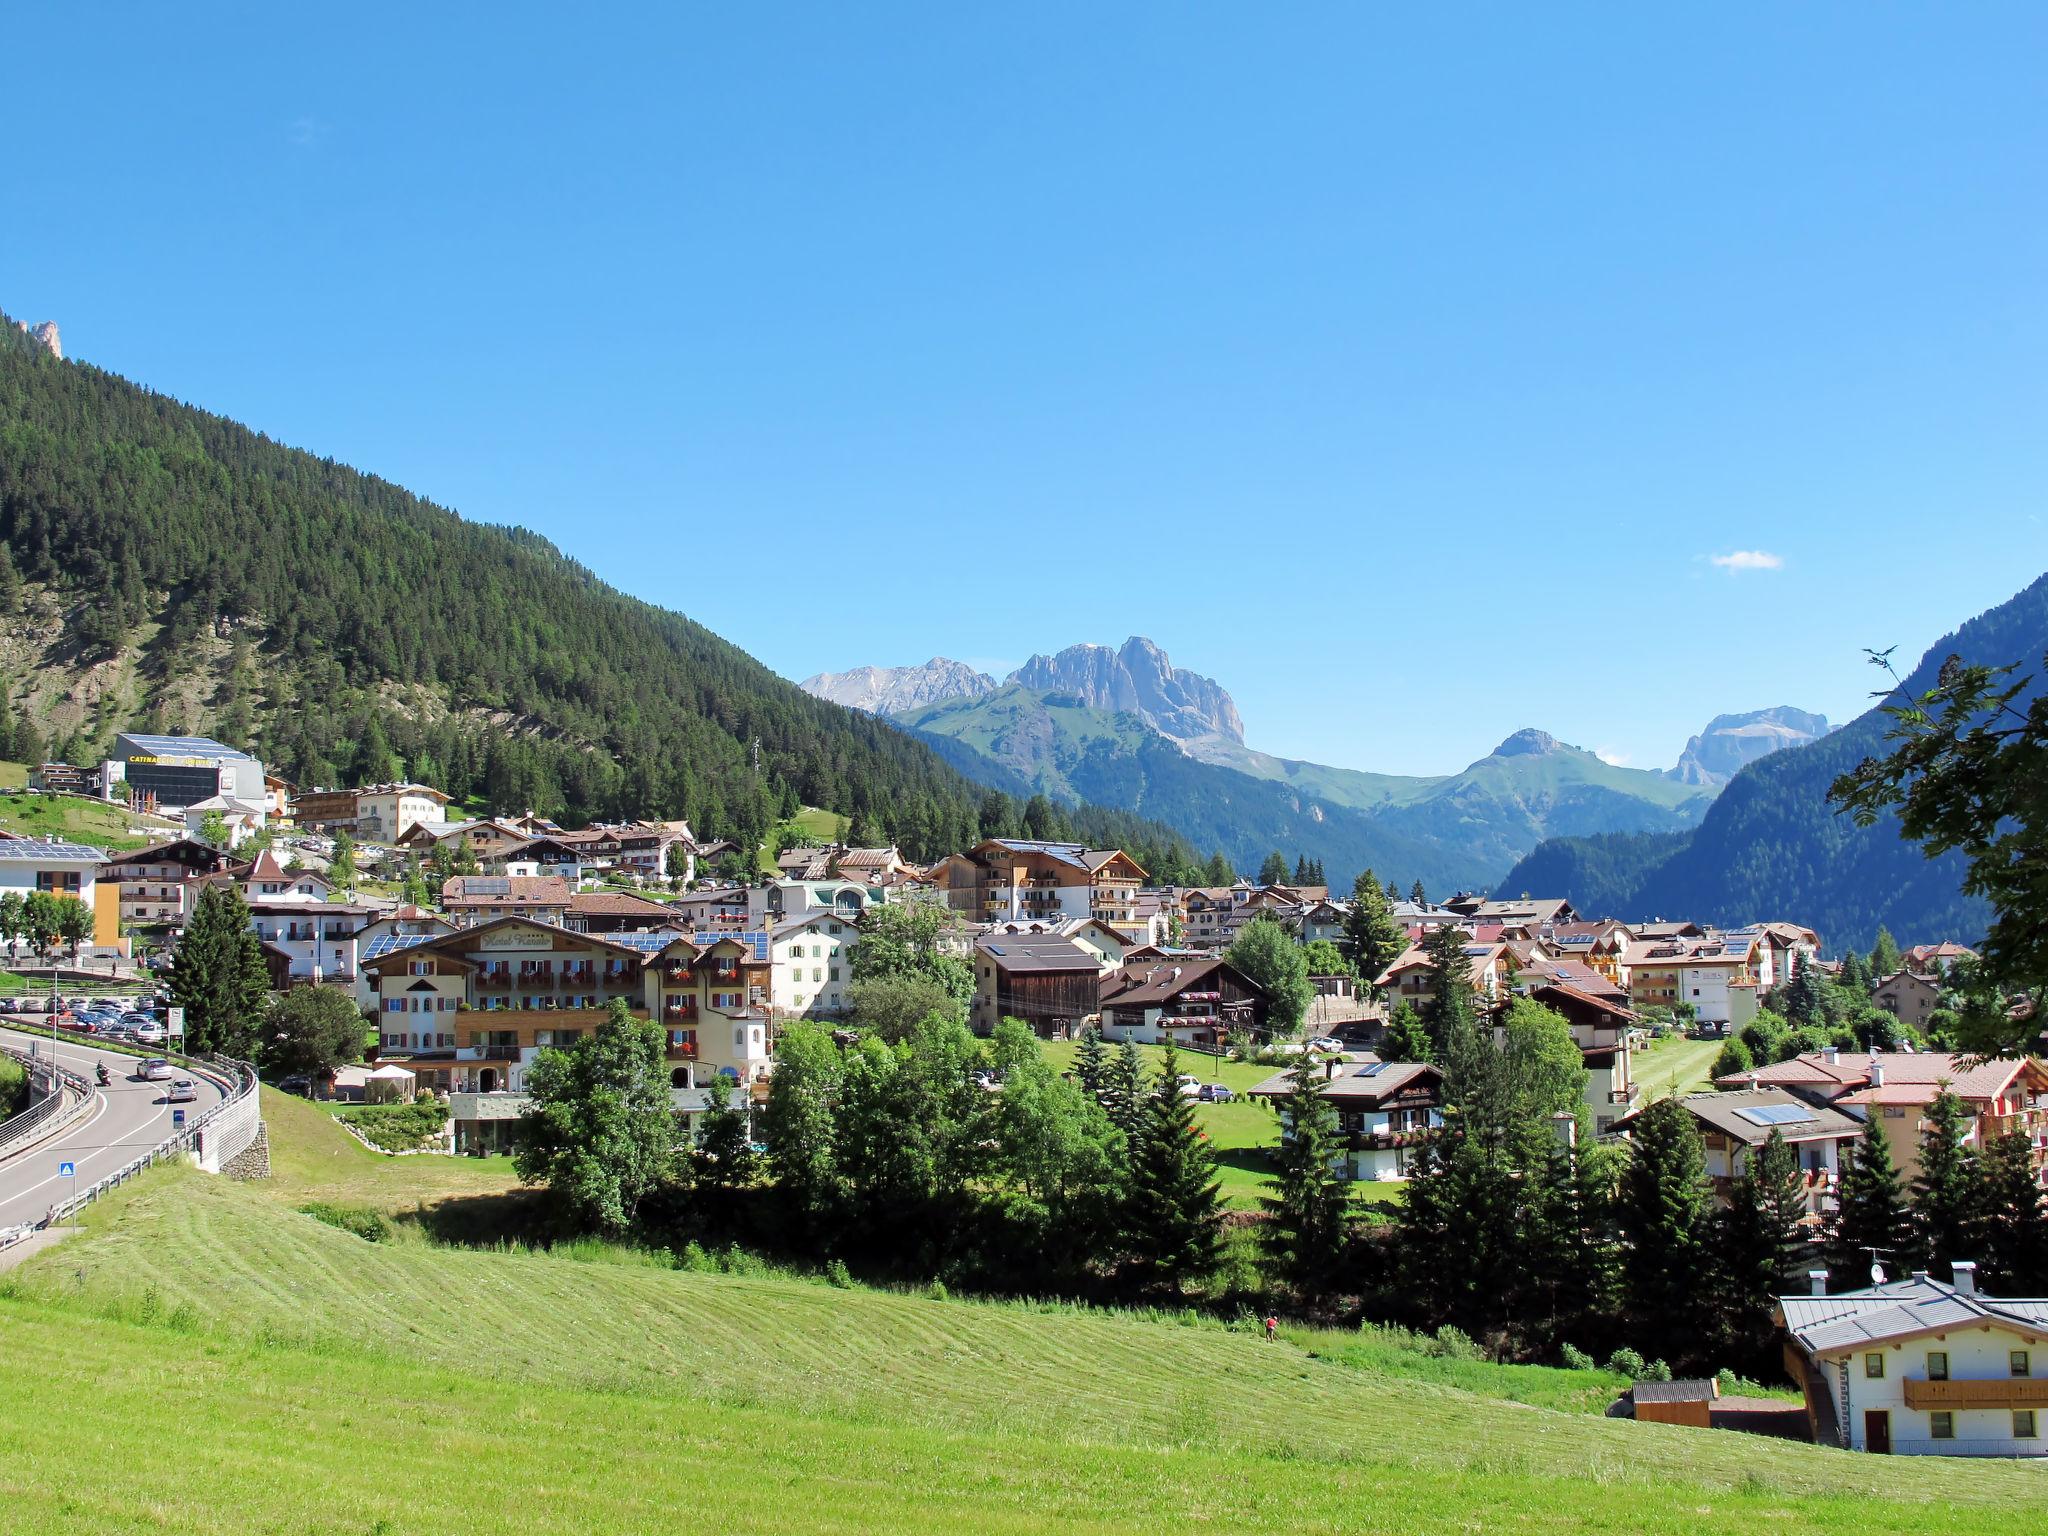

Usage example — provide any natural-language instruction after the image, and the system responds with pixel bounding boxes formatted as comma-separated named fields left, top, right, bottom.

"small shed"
left=1629, top=1378, right=1719, bottom=1428
left=364, top=1062, right=417, bottom=1105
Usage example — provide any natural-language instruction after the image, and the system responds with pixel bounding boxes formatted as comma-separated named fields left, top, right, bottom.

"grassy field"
left=8, top=1129, right=2047, bottom=1531
left=1633, top=1033, right=1725, bottom=1101
left=759, top=805, right=848, bottom=871
left=0, top=786, right=179, bottom=851
left=6, top=1086, right=2047, bottom=1532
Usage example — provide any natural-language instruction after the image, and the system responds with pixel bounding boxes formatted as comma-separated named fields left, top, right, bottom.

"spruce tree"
left=1073, top=1025, right=1108, bottom=1102
left=161, top=883, right=270, bottom=1057
left=1123, top=1044, right=1224, bottom=1291
left=1910, top=1087, right=1981, bottom=1280
left=1410, top=879, right=1427, bottom=907
left=1259, top=1054, right=1352, bottom=1296
left=1869, top=926, right=1902, bottom=978
left=1616, top=1097, right=1713, bottom=1365
left=1714, top=1129, right=1808, bottom=1363
left=1420, top=922, right=1477, bottom=1062
left=1342, top=873, right=1408, bottom=993
left=1979, top=1131, right=2048, bottom=1293
left=1781, top=954, right=1824, bottom=1031
left=1378, top=1002, right=1432, bottom=1063
left=1103, top=1041, right=1146, bottom=1141
left=1828, top=1116, right=1912, bottom=1290
left=1258, top=850, right=1289, bottom=886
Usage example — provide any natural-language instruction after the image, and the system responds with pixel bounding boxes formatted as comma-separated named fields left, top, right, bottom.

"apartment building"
left=931, top=840, right=1149, bottom=941
left=770, top=910, right=860, bottom=1019
left=101, top=838, right=240, bottom=928
left=1620, top=1088, right=1862, bottom=1217
left=1249, top=1059, right=1445, bottom=1181
left=360, top=917, right=776, bottom=1150
left=290, top=782, right=451, bottom=843
left=1619, top=931, right=1770, bottom=1029
left=1099, top=955, right=1267, bottom=1048
left=441, top=875, right=572, bottom=928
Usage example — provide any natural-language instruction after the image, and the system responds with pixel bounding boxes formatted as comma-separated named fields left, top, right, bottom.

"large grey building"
left=103, top=733, right=266, bottom=811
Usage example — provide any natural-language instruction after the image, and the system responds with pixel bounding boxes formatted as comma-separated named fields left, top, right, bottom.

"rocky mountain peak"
left=1492, top=728, right=1561, bottom=758
left=1668, top=706, right=1830, bottom=786
left=799, top=658, right=998, bottom=717
left=1008, top=637, right=1243, bottom=743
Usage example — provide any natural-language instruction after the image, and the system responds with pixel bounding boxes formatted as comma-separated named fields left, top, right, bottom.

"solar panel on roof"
left=1734, top=1103, right=1817, bottom=1127
left=466, top=877, right=510, bottom=895
left=1356, top=1062, right=1386, bottom=1077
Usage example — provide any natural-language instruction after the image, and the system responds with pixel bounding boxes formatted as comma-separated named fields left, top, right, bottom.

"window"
left=1927, top=1351, right=1949, bottom=1381
left=2014, top=1350, right=2032, bottom=1378
left=1930, top=1411, right=1954, bottom=1440
left=1864, top=1353, right=1885, bottom=1379
left=2017, top=1410, right=2038, bottom=1439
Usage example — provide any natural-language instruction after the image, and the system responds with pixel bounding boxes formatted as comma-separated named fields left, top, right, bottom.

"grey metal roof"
left=1783, top=1276, right=2048, bottom=1356
left=115, top=732, right=254, bottom=760
left=1630, top=1380, right=1716, bottom=1403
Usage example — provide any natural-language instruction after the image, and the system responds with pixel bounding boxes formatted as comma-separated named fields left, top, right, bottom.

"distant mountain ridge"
left=802, top=636, right=1244, bottom=743
left=1498, top=571, right=2048, bottom=950
left=1667, top=706, right=1831, bottom=786
left=800, top=659, right=999, bottom=716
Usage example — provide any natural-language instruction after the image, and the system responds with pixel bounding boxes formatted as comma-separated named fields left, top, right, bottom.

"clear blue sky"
left=8, top=7, right=2046, bottom=774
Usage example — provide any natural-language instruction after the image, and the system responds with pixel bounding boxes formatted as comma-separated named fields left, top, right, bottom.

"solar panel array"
left=0, top=839, right=109, bottom=862
left=1734, top=1103, right=1817, bottom=1127
left=361, top=934, right=440, bottom=962
left=117, top=732, right=254, bottom=760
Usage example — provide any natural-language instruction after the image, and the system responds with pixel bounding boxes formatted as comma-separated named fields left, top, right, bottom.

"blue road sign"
left=58, top=1161, right=75, bottom=1177
left=171, top=1109, right=186, bottom=1128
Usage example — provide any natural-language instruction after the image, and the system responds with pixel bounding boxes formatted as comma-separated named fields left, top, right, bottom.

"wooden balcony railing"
left=1902, top=1378, right=2048, bottom=1409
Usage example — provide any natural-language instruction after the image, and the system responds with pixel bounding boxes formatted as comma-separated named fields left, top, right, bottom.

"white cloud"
left=1594, top=747, right=1632, bottom=767
left=1709, top=549, right=1783, bottom=573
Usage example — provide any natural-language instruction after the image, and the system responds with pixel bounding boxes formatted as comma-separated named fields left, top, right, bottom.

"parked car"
left=1198, top=1084, right=1235, bottom=1103
left=138, top=1058, right=175, bottom=1082
left=0, top=998, right=18, bottom=1013
left=1305, top=1036, right=1344, bottom=1053
left=164, top=1078, right=198, bottom=1104
left=1175, top=1073, right=1202, bottom=1098
left=133, top=1023, right=168, bottom=1045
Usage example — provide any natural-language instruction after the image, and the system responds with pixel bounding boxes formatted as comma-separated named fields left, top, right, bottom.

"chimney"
left=1325, top=1057, right=1338, bottom=1081
left=1823, top=1045, right=1839, bottom=1066
left=1953, top=1261, right=1977, bottom=1296
left=1808, top=1270, right=1828, bottom=1297
left=1870, top=1058, right=1885, bottom=1087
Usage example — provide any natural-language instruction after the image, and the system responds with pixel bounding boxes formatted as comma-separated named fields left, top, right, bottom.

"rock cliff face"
left=15, top=321, right=61, bottom=360
left=799, top=658, right=998, bottom=716
left=1668, top=707, right=1830, bottom=786
left=1007, top=637, right=1243, bottom=743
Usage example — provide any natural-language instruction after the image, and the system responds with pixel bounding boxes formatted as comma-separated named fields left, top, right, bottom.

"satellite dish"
left=1870, top=1262, right=1887, bottom=1286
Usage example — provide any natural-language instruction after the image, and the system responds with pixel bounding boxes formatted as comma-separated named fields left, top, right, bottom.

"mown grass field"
left=6, top=1091, right=2046, bottom=1533
left=1633, top=1032, right=1724, bottom=1101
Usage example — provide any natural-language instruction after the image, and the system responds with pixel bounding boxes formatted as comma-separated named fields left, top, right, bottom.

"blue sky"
left=7, top=6, right=2046, bottom=775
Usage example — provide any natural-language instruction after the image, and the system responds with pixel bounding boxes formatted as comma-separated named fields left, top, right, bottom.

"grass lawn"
left=6, top=1099, right=2045, bottom=1534
left=1040, top=1039, right=1406, bottom=1211
left=0, top=787, right=178, bottom=851
left=1633, top=1033, right=1725, bottom=1101
left=759, top=804, right=847, bottom=871
left=262, top=1085, right=520, bottom=1211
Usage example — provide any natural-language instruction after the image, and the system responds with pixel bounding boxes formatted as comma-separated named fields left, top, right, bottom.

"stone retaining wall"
left=222, top=1120, right=270, bottom=1180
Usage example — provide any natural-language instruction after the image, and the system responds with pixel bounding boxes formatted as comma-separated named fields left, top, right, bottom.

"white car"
left=1175, top=1073, right=1203, bottom=1098
left=165, top=1079, right=198, bottom=1104
left=138, top=1058, right=175, bottom=1082
left=132, top=1023, right=168, bottom=1045
left=1305, top=1037, right=1344, bottom=1053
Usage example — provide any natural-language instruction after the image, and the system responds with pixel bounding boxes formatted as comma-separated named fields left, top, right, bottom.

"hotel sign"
left=479, top=926, right=553, bottom=951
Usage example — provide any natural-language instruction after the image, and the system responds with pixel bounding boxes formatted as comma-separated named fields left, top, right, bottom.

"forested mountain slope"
left=1499, top=571, right=2048, bottom=949
left=0, top=315, right=1198, bottom=868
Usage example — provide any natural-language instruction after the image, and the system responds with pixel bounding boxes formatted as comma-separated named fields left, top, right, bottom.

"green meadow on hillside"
left=3, top=1093, right=2042, bottom=1534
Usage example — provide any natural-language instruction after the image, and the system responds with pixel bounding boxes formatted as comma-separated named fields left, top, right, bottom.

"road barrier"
left=0, top=1046, right=94, bottom=1161
left=27, top=1048, right=260, bottom=1230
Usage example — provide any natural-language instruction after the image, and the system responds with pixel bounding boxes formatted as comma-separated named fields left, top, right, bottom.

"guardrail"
left=26, top=1048, right=260, bottom=1232
left=0, top=1046, right=94, bottom=1160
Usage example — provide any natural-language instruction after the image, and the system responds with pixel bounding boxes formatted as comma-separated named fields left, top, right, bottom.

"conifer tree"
left=1979, top=1131, right=2048, bottom=1294
left=1384, top=878, right=1400, bottom=903
left=1911, top=1087, right=1982, bottom=1280
left=328, top=830, right=357, bottom=895
left=1342, top=871, right=1408, bottom=993
left=1123, top=1044, right=1224, bottom=1291
left=1259, top=1054, right=1352, bottom=1295
left=1828, top=1116, right=1912, bottom=1290
left=1102, top=1040, right=1146, bottom=1141
left=1073, top=1024, right=1108, bottom=1101
left=1616, top=1097, right=1713, bottom=1364
left=1293, top=854, right=1310, bottom=884
left=1377, top=1002, right=1431, bottom=1063
left=1258, top=850, right=1289, bottom=886
left=1869, top=925, right=1902, bottom=978
left=1714, top=1129, right=1808, bottom=1362
left=1420, top=921, right=1477, bottom=1062
left=1409, top=879, right=1426, bottom=907
left=1781, top=954, right=1824, bottom=1030
left=161, top=883, right=270, bottom=1057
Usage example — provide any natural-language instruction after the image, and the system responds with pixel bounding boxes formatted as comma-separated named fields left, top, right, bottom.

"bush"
left=1715, top=1367, right=1739, bottom=1396
left=924, top=1280, right=949, bottom=1302
left=1606, top=1346, right=1647, bottom=1378
left=1560, top=1343, right=1595, bottom=1371
left=299, top=1203, right=392, bottom=1242
left=1643, top=1359, right=1673, bottom=1382
left=825, top=1259, right=853, bottom=1289
left=1431, top=1325, right=1485, bottom=1362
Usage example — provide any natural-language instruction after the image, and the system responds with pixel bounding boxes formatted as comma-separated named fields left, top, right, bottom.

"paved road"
left=0, top=1025, right=227, bottom=1229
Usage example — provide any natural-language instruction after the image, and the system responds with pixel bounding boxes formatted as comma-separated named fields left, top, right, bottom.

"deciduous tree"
left=514, top=999, right=676, bottom=1236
